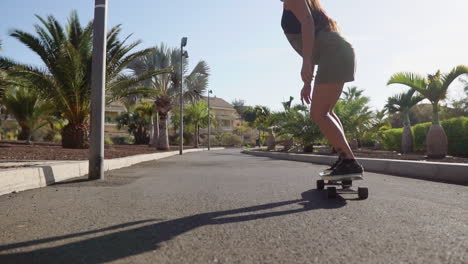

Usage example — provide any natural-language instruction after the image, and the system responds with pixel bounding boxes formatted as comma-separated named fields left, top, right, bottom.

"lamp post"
left=89, top=0, right=108, bottom=180
left=179, top=37, right=188, bottom=155
left=207, top=90, right=213, bottom=150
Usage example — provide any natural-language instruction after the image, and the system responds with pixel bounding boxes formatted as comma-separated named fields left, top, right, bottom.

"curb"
left=242, top=151, right=468, bottom=186
left=0, top=148, right=224, bottom=196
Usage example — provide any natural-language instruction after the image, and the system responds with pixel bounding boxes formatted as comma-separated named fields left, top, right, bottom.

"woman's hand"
left=301, top=83, right=312, bottom=105
left=301, top=59, right=314, bottom=85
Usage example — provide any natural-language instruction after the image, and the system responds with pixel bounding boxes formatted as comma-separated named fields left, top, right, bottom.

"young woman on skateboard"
left=280, top=0, right=363, bottom=178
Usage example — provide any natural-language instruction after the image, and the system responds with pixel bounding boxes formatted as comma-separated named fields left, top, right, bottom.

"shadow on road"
left=0, top=190, right=345, bottom=264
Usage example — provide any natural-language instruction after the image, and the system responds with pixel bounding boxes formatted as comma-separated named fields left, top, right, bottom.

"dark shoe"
left=327, top=157, right=343, bottom=171
left=319, top=157, right=342, bottom=176
left=322, top=159, right=364, bottom=181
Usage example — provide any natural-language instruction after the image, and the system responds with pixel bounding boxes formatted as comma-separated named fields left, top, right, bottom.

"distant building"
left=104, top=101, right=127, bottom=137
left=201, top=96, right=241, bottom=133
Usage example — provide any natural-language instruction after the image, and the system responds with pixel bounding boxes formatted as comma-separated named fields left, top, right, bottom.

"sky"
left=1, top=0, right=468, bottom=111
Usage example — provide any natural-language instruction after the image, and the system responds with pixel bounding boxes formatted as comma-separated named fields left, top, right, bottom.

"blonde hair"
left=306, top=0, right=339, bottom=32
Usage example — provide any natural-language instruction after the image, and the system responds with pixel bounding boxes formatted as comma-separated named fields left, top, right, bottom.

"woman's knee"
left=310, top=109, right=328, bottom=123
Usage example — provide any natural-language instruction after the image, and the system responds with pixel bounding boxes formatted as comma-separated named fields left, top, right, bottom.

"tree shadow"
left=0, top=190, right=345, bottom=264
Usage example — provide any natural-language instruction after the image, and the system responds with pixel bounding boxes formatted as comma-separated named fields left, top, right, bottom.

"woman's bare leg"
left=330, top=111, right=344, bottom=134
left=310, top=82, right=355, bottom=160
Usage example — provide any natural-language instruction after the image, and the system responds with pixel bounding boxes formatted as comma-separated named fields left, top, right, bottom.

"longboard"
left=317, top=173, right=368, bottom=200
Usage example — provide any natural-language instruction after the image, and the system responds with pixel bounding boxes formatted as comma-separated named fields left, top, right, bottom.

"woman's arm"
left=284, top=0, right=316, bottom=85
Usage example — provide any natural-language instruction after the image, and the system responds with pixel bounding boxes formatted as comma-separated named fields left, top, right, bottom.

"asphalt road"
left=0, top=149, right=467, bottom=264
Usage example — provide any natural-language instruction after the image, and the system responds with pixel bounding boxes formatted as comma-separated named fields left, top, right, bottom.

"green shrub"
left=360, top=133, right=377, bottom=148
left=52, top=134, right=62, bottom=143
left=104, top=136, right=113, bottom=145
left=4, top=130, right=18, bottom=141
left=381, top=128, right=403, bottom=151
left=209, top=133, right=242, bottom=147
left=221, top=133, right=242, bottom=147
left=412, top=122, right=431, bottom=152
left=111, top=135, right=134, bottom=145
left=442, top=117, right=468, bottom=156
left=242, top=138, right=256, bottom=147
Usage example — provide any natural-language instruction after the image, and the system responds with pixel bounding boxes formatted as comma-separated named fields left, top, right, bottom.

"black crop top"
left=281, top=9, right=302, bottom=34
left=281, top=7, right=332, bottom=35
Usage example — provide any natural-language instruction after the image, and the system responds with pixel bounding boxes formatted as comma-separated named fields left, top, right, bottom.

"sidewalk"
left=243, top=150, right=468, bottom=185
left=0, top=148, right=224, bottom=196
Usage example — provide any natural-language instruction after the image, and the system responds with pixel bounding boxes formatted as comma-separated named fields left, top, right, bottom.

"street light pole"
left=89, top=0, right=108, bottom=180
left=179, top=37, right=187, bottom=155
left=207, top=90, right=212, bottom=150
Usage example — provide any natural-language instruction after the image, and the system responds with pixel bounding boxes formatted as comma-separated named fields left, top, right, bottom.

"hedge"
left=443, top=117, right=468, bottom=156
left=381, top=117, right=468, bottom=156
left=381, top=127, right=403, bottom=151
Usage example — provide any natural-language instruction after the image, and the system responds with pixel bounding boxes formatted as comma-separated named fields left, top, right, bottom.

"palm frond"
left=10, top=30, right=52, bottom=67
left=387, top=72, right=428, bottom=95
left=108, top=68, right=171, bottom=102
left=440, top=65, right=468, bottom=99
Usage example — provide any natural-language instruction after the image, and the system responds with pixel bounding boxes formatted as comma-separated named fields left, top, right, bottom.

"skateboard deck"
left=319, top=172, right=363, bottom=181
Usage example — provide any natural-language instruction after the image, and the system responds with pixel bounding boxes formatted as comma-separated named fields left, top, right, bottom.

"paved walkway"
left=0, top=149, right=466, bottom=263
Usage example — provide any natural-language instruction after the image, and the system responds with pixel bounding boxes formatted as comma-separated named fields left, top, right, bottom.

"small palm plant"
left=388, top=65, right=468, bottom=158
left=115, top=102, right=154, bottom=145
left=385, top=90, right=424, bottom=153
left=2, top=85, right=52, bottom=144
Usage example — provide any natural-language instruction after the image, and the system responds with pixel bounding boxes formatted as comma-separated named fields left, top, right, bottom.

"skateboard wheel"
left=317, top=180, right=325, bottom=190
left=358, top=187, right=368, bottom=200
left=327, top=187, right=337, bottom=198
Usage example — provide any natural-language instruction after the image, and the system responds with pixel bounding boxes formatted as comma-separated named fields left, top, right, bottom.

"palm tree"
left=388, top=65, right=468, bottom=158
left=0, top=11, right=157, bottom=148
left=334, top=87, right=373, bottom=148
left=185, top=101, right=211, bottom=148
left=2, top=85, right=51, bottom=144
left=127, top=43, right=210, bottom=150
left=385, top=90, right=424, bottom=153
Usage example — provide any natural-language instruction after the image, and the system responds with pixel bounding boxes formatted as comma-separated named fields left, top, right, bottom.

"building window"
left=221, top=120, right=231, bottom=128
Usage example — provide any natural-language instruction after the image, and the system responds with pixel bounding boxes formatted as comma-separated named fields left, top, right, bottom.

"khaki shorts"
left=314, top=31, right=356, bottom=84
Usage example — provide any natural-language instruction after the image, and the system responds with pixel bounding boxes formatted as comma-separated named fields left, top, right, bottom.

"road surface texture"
left=0, top=149, right=466, bottom=264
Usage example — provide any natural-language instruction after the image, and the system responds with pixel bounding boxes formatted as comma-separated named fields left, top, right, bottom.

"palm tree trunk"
left=61, top=122, right=89, bottom=149
left=149, top=114, right=154, bottom=145
left=18, top=126, right=31, bottom=141
left=149, top=112, right=159, bottom=147
left=403, top=110, right=411, bottom=126
left=427, top=102, right=447, bottom=158
left=432, top=103, right=440, bottom=125
left=401, top=111, right=413, bottom=154
left=194, top=122, right=199, bottom=148
left=401, top=125, right=413, bottom=154
left=267, top=130, right=276, bottom=151
left=157, top=112, right=170, bottom=150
